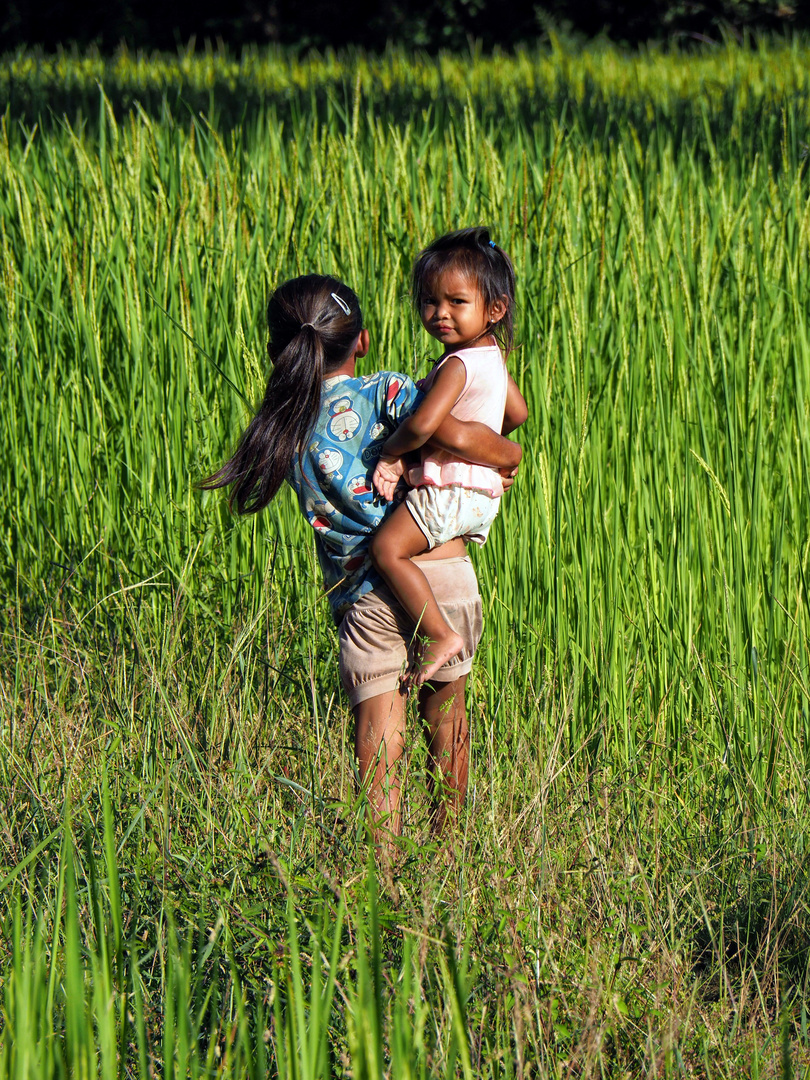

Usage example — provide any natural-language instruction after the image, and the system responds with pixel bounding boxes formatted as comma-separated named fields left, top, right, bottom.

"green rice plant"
left=0, top=799, right=493, bottom=1079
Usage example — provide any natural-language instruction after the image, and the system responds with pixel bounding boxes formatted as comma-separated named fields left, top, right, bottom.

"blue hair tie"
left=489, top=240, right=496, bottom=248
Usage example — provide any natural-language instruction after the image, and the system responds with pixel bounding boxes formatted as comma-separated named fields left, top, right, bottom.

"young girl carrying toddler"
left=201, top=272, right=522, bottom=843
left=371, top=227, right=528, bottom=685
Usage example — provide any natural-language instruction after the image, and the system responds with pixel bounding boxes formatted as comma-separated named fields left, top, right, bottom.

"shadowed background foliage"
left=1, top=0, right=805, bottom=52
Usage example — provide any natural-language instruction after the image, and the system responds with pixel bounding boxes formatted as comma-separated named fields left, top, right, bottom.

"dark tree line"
left=3, top=0, right=804, bottom=52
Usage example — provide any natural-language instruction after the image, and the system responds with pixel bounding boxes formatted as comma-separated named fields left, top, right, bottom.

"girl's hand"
left=500, top=462, right=520, bottom=493
left=373, top=455, right=405, bottom=502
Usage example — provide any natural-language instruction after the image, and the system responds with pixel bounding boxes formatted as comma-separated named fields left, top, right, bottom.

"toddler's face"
left=419, top=267, right=492, bottom=349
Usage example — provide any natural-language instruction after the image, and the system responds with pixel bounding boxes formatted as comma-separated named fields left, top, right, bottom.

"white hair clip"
left=331, top=291, right=351, bottom=316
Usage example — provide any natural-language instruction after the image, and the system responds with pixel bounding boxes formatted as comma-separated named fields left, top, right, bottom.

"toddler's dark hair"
left=201, top=274, right=363, bottom=513
left=411, top=226, right=516, bottom=353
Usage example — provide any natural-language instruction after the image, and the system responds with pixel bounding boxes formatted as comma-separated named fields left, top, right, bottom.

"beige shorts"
left=338, top=556, right=483, bottom=707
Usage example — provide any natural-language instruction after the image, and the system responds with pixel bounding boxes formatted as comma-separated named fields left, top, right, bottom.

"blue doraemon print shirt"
left=287, top=370, right=421, bottom=623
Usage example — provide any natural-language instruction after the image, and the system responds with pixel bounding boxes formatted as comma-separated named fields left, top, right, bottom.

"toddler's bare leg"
left=370, top=505, right=464, bottom=685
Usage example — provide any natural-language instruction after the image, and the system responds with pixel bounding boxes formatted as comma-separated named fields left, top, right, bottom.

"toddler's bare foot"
left=415, top=632, right=464, bottom=686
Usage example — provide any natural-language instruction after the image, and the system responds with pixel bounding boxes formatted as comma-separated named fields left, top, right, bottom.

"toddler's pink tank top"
left=407, top=344, right=507, bottom=497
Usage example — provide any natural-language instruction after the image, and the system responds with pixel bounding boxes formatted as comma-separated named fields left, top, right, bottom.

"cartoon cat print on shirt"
left=385, top=378, right=402, bottom=404
left=361, top=422, right=391, bottom=466
left=317, top=447, right=344, bottom=483
left=348, top=475, right=374, bottom=503
left=307, top=498, right=335, bottom=517
left=327, top=397, right=361, bottom=442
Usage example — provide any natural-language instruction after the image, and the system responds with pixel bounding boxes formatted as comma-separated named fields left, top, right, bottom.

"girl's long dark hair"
left=412, top=226, right=516, bottom=353
left=201, top=275, right=363, bottom=513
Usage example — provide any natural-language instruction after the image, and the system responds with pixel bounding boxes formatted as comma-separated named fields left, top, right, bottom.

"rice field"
left=3, top=41, right=810, bottom=1077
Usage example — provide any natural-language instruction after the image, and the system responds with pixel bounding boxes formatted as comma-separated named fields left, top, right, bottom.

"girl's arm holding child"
left=503, top=374, right=529, bottom=434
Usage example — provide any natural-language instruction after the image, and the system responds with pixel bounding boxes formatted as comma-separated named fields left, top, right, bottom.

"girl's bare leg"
left=418, top=675, right=470, bottom=838
left=370, top=505, right=464, bottom=685
left=353, top=688, right=407, bottom=857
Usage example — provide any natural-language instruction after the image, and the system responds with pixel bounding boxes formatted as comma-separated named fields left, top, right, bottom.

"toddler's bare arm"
left=381, top=359, right=466, bottom=456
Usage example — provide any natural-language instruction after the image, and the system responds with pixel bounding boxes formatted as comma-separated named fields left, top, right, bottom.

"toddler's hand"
left=373, top=455, right=405, bottom=502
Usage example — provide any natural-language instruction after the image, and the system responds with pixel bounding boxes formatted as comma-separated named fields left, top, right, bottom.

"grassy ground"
left=2, top=42, right=810, bottom=1076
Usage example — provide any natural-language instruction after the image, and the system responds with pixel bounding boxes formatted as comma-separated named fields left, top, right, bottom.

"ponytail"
left=201, top=276, right=362, bottom=513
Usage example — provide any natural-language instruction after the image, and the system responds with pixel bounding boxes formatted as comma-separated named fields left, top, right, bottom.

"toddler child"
left=371, top=227, right=528, bottom=685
